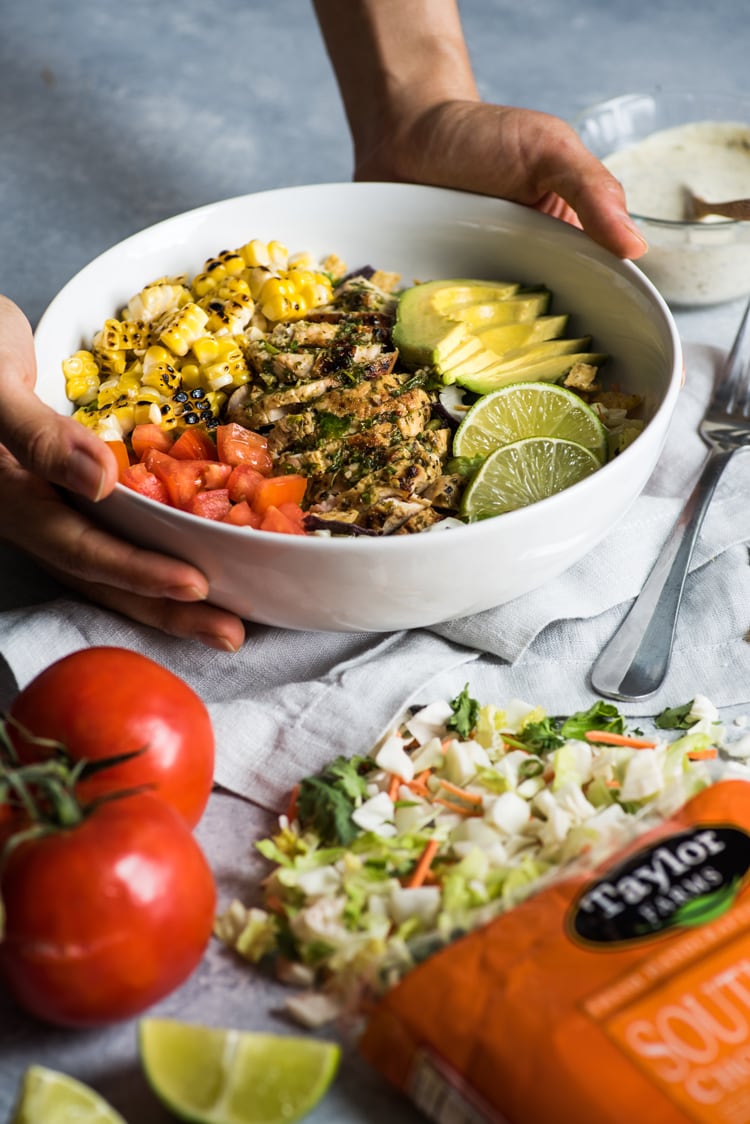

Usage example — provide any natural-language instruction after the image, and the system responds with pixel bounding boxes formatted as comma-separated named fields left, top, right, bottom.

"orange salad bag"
left=361, top=780, right=750, bottom=1124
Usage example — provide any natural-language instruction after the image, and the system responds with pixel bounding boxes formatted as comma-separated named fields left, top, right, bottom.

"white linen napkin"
left=2, top=341, right=750, bottom=810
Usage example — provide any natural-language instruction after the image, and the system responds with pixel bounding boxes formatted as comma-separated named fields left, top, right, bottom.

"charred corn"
left=63, top=350, right=100, bottom=405
left=125, top=279, right=189, bottom=322
left=158, top=302, right=210, bottom=356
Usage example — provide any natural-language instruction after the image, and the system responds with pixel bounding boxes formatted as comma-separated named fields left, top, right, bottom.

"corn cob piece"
left=63, top=350, right=100, bottom=405
left=125, top=279, right=189, bottom=322
left=158, top=302, right=209, bottom=357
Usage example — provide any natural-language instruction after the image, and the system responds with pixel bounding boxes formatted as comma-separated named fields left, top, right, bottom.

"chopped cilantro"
left=447, top=684, right=480, bottom=739
left=316, top=411, right=351, bottom=442
left=561, top=701, right=625, bottom=740
left=296, top=755, right=372, bottom=846
left=654, top=701, right=696, bottom=730
left=506, top=718, right=564, bottom=754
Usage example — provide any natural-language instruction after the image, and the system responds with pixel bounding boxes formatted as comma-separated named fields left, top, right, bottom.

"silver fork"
left=591, top=296, right=750, bottom=701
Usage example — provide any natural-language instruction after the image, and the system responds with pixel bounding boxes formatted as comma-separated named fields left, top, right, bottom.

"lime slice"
left=139, top=1019, right=341, bottom=1124
left=461, top=436, right=601, bottom=519
left=454, top=381, right=607, bottom=463
left=10, top=1066, right=126, bottom=1124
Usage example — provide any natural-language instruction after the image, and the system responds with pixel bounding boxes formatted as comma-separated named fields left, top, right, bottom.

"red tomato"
left=216, top=423, right=273, bottom=473
left=186, top=488, right=232, bottom=521
left=227, top=463, right=264, bottom=504
left=253, top=474, right=308, bottom=514
left=0, top=793, right=216, bottom=1027
left=223, top=500, right=262, bottom=528
left=119, top=461, right=170, bottom=503
left=144, top=451, right=231, bottom=508
left=170, top=428, right=218, bottom=461
left=131, top=423, right=174, bottom=458
left=9, top=648, right=214, bottom=828
left=260, top=504, right=307, bottom=535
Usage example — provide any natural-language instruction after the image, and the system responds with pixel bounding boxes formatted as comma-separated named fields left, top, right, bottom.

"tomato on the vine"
left=8, top=647, right=214, bottom=828
left=0, top=792, right=216, bottom=1027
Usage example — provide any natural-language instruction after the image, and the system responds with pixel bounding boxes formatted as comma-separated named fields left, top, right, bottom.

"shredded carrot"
left=406, top=838, right=441, bottom=888
left=686, top=746, right=718, bottom=760
left=406, top=780, right=431, bottom=798
left=264, top=894, right=287, bottom=915
left=286, top=783, right=300, bottom=822
left=437, top=778, right=483, bottom=805
left=433, top=797, right=482, bottom=816
left=584, top=730, right=658, bottom=749
left=387, top=773, right=403, bottom=801
left=605, top=779, right=621, bottom=789
left=414, top=769, right=432, bottom=786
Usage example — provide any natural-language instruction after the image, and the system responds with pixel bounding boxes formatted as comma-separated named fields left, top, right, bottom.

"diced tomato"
left=131, top=423, right=174, bottom=459
left=260, top=505, right=307, bottom=535
left=222, top=501, right=262, bottom=528
left=144, top=451, right=232, bottom=508
left=105, top=439, right=132, bottom=478
left=252, top=474, right=308, bottom=515
left=227, top=463, right=264, bottom=504
left=185, top=489, right=232, bottom=521
left=120, top=462, right=170, bottom=504
left=199, top=462, right=233, bottom=489
left=170, top=428, right=218, bottom=461
left=276, top=501, right=307, bottom=530
left=216, top=423, right=273, bottom=473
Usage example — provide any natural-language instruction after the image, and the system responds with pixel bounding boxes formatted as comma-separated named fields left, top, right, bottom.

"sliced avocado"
left=475, top=314, right=569, bottom=355
left=458, top=353, right=608, bottom=395
left=393, top=278, right=522, bottom=366
left=433, top=337, right=491, bottom=383
left=453, top=291, right=552, bottom=328
left=441, top=336, right=592, bottom=382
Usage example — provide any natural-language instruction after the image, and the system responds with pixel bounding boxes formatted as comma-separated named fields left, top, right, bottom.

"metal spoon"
left=684, top=187, right=750, bottom=221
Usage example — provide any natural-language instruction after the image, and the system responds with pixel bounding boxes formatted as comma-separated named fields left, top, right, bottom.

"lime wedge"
left=10, top=1066, right=126, bottom=1124
left=461, top=436, right=601, bottom=519
left=454, top=381, right=607, bottom=463
left=139, top=1019, right=341, bottom=1124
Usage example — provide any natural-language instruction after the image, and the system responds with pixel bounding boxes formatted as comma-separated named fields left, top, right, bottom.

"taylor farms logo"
left=571, top=826, right=750, bottom=945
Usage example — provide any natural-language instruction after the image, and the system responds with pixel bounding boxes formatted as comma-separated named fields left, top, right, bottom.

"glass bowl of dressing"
left=574, top=91, right=750, bottom=307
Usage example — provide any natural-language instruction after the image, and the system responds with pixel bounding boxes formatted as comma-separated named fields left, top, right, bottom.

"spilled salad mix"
left=216, top=689, right=750, bottom=1025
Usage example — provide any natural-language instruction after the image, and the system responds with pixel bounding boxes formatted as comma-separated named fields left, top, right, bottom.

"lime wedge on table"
left=139, top=1018, right=341, bottom=1124
left=454, top=381, right=607, bottom=463
left=10, top=1066, right=126, bottom=1124
left=461, top=436, right=601, bottom=520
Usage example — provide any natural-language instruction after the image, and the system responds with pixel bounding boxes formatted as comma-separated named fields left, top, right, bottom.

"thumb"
left=0, top=297, right=118, bottom=501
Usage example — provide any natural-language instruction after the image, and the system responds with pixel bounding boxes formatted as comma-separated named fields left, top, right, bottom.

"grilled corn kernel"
left=239, top=239, right=271, bottom=268
left=178, top=362, right=202, bottom=390
left=243, top=265, right=274, bottom=300
left=267, top=240, right=289, bottom=268
left=192, top=336, right=221, bottom=365
left=142, top=345, right=174, bottom=376
left=133, top=401, right=164, bottom=426
left=63, top=350, right=100, bottom=405
left=125, top=280, right=189, bottom=322
left=203, top=340, right=248, bottom=391
left=158, top=302, right=210, bottom=356
left=191, top=269, right=224, bottom=297
left=99, top=318, right=152, bottom=351
left=92, top=343, right=127, bottom=376
left=288, top=250, right=316, bottom=270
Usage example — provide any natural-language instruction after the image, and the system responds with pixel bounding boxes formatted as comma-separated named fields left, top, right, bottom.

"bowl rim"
left=572, top=90, right=750, bottom=229
left=35, top=181, right=683, bottom=553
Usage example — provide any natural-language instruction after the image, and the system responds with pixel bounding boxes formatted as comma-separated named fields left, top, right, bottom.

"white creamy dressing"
left=603, top=120, right=750, bottom=305
left=605, top=121, right=750, bottom=221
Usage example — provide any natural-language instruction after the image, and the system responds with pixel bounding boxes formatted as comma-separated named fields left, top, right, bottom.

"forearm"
left=313, top=0, right=479, bottom=174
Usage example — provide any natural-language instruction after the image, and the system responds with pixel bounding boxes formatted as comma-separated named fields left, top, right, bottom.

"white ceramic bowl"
left=34, top=182, right=682, bottom=632
left=575, top=91, right=750, bottom=307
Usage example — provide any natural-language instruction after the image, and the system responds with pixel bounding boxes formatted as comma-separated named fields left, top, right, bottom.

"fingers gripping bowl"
left=34, top=183, right=682, bottom=632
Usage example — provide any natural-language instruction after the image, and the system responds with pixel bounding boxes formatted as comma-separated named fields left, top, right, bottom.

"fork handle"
left=590, top=447, right=737, bottom=701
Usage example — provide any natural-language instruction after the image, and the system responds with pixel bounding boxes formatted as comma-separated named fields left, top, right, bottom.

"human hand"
left=0, top=295, right=245, bottom=650
left=355, top=100, right=648, bottom=261
left=314, top=0, right=646, bottom=261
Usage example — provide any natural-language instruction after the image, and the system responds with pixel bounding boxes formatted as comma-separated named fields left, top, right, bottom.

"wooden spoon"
left=684, top=187, right=750, bottom=221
